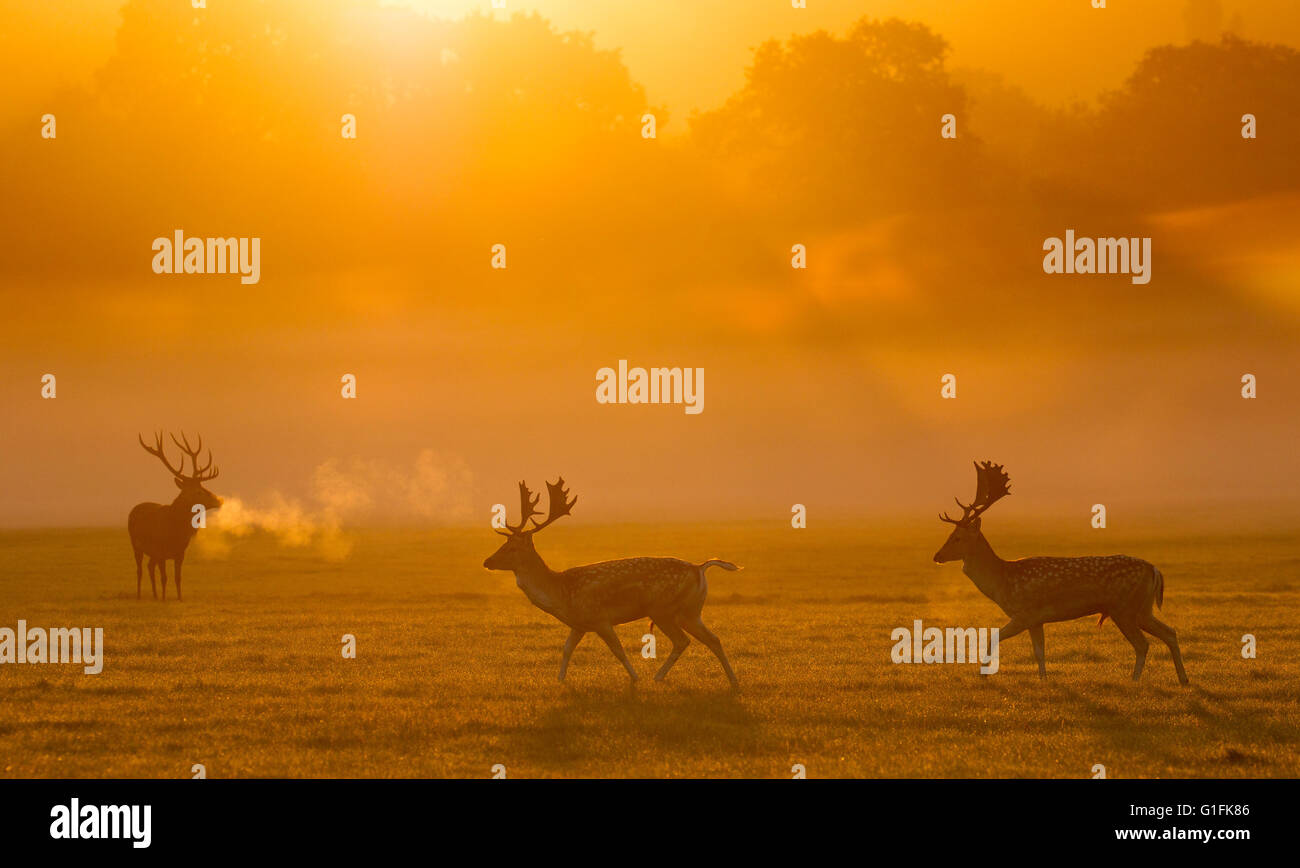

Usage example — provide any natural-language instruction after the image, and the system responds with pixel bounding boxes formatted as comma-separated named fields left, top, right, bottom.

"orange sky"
left=1, top=0, right=1298, bottom=528
left=8, top=1, right=1300, bottom=117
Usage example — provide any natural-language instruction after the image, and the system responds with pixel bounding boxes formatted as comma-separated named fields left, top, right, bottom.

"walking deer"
left=128, top=432, right=223, bottom=602
left=483, top=479, right=742, bottom=686
left=933, top=461, right=1189, bottom=684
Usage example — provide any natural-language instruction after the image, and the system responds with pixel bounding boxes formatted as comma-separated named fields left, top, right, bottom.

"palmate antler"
left=505, top=480, right=542, bottom=533
left=498, top=478, right=578, bottom=536
left=531, top=478, right=577, bottom=532
left=940, top=460, right=1010, bottom=526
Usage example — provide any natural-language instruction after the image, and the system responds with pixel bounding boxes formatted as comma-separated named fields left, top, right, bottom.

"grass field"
left=1, top=522, right=1297, bottom=778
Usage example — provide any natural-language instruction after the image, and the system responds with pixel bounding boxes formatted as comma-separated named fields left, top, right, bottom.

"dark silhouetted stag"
left=128, top=432, right=223, bottom=601
left=934, top=461, right=1188, bottom=684
left=483, top=479, right=742, bottom=686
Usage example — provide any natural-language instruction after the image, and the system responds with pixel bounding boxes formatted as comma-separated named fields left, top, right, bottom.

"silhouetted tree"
left=690, top=18, right=986, bottom=227
left=1069, top=36, right=1300, bottom=209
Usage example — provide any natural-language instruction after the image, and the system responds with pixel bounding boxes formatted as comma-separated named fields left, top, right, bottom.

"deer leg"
left=1115, top=616, right=1149, bottom=681
left=174, top=553, right=184, bottom=602
left=147, top=559, right=158, bottom=600
left=652, top=618, right=691, bottom=682
left=1028, top=624, right=1047, bottom=678
left=680, top=615, right=738, bottom=688
left=158, top=560, right=169, bottom=601
left=558, top=628, right=584, bottom=683
left=593, top=624, right=638, bottom=683
left=998, top=618, right=1028, bottom=641
left=134, top=549, right=144, bottom=600
left=1141, top=614, right=1190, bottom=685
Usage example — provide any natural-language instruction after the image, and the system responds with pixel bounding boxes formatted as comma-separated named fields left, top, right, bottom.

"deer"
left=128, top=431, right=223, bottom=602
left=933, top=461, right=1188, bottom=684
left=482, top=479, right=742, bottom=687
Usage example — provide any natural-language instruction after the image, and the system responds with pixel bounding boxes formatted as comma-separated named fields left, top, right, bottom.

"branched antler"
left=139, top=430, right=219, bottom=481
left=170, top=431, right=219, bottom=481
left=139, top=431, right=186, bottom=478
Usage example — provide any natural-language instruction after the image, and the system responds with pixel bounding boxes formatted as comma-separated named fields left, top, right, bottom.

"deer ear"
left=174, top=476, right=185, bottom=488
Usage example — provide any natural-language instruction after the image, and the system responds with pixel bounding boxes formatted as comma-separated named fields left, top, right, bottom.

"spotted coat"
left=998, top=555, right=1161, bottom=624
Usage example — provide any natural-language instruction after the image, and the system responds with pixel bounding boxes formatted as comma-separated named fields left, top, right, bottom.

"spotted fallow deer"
left=128, top=432, right=223, bottom=602
left=483, top=479, right=742, bottom=686
left=933, top=461, right=1189, bottom=684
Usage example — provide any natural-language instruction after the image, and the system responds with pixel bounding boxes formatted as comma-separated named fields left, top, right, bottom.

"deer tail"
left=1153, top=566, right=1165, bottom=610
left=695, top=559, right=740, bottom=597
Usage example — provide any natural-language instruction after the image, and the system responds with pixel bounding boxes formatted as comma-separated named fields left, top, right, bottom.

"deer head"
left=139, top=431, right=223, bottom=512
left=933, top=461, right=1010, bottom=563
left=483, top=479, right=577, bottom=572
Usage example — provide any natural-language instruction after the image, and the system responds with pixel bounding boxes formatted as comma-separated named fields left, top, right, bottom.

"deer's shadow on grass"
left=507, top=685, right=762, bottom=770
left=1007, top=678, right=1275, bottom=773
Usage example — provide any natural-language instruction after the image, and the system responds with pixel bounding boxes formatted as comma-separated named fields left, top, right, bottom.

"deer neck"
left=961, top=533, right=1008, bottom=605
left=511, top=547, right=568, bottom=620
left=167, top=495, right=200, bottom=537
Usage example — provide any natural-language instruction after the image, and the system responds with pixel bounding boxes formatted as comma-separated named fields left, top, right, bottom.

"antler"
left=500, top=478, right=577, bottom=535
left=170, top=431, right=219, bottom=481
left=529, top=478, right=577, bottom=533
left=940, top=461, right=1010, bottom=525
left=139, top=431, right=218, bottom=480
left=503, top=480, right=542, bottom=534
left=139, top=431, right=186, bottom=478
